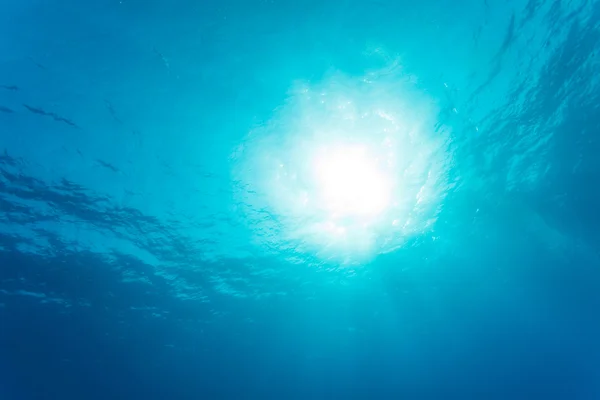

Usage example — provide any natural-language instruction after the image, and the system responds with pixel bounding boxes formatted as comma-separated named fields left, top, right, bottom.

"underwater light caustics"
left=233, top=66, right=453, bottom=264
left=313, top=145, right=391, bottom=217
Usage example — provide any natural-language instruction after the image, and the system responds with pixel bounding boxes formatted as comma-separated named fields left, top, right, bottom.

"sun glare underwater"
left=233, top=58, right=455, bottom=266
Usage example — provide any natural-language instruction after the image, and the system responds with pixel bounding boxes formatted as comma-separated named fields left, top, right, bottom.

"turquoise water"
left=1, top=0, right=600, bottom=398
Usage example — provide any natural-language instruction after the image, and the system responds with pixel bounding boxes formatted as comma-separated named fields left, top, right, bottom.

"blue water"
left=1, top=0, right=600, bottom=399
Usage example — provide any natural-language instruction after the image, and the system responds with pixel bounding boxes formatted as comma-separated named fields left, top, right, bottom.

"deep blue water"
left=1, top=0, right=600, bottom=399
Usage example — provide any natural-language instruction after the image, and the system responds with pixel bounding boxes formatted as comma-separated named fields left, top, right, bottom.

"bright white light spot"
left=232, top=54, right=454, bottom=266
left=314, top=145, right=391, bottom=217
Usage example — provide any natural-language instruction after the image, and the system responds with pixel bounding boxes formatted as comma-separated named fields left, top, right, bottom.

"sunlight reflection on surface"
left=312, top=143, right=391, bottom=217
left=233, top=59, right=454, bottom=266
